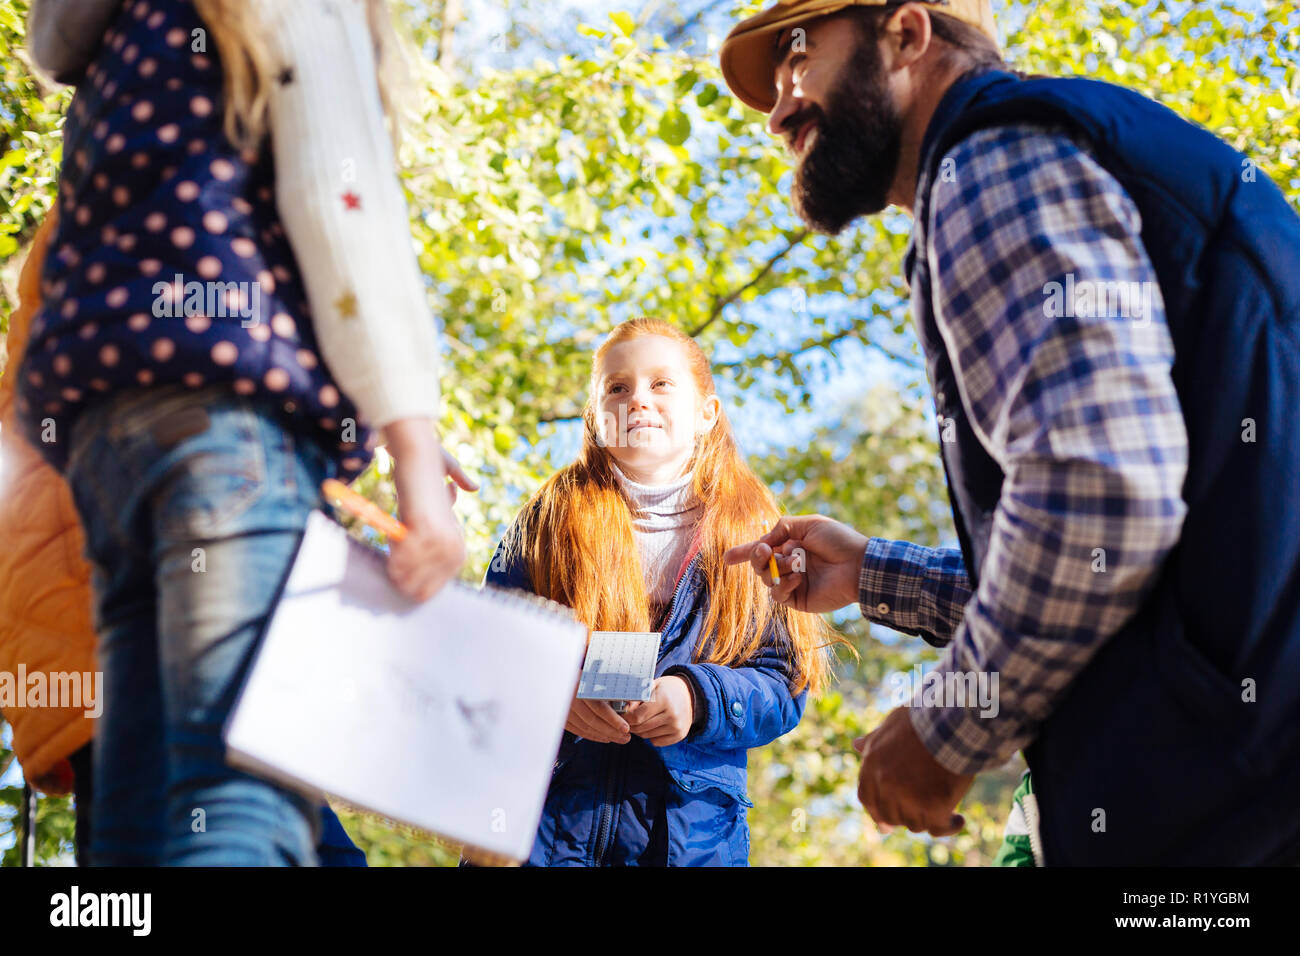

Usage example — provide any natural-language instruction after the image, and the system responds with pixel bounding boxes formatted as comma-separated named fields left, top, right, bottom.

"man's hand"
left=384, top=417, right=475, bottom=602
left=566, top=696, right=631, bottom=744
left=624, top=676, right=694, bottom=747
left=723, top=515, right=869, bottom=613
left=854, top=706, right=974, bottom=836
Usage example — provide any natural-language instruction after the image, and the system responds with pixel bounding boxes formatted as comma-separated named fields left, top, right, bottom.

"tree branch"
left=710, top=319, right=922, bottom=374
left=689, top=228, right=809, bottom=338
left=438, top=0, right=464, bottom=75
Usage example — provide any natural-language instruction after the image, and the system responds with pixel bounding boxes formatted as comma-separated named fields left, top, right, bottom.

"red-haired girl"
left=484, top=318, right=835, bottom=866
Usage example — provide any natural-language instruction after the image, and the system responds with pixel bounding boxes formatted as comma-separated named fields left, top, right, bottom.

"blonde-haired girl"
left=483, top=318, right=836, bottom=866
left=21, top=0, right=469, bottom=864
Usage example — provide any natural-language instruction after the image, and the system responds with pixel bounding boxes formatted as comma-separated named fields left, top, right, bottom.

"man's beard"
left=790, top=39, right=904, bottom=234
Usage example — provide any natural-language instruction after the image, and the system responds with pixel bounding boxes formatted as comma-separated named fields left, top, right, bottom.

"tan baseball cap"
left=720, top=0, right=998, bottom=112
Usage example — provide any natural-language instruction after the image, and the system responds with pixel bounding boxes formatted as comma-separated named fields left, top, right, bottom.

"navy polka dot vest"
left=18, top=0, right=373, bottom=479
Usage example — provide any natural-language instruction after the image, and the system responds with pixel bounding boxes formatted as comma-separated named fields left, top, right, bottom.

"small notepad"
left=224, top=510, right=587, bottom=863
left=576, top=630, right=661, bottom=706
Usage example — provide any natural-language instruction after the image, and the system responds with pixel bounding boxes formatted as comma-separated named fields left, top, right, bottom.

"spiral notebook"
left=223, top=510, right=588, bottom=864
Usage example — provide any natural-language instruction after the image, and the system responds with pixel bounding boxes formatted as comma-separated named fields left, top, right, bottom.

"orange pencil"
left=321, top=479, right=407, bottom=542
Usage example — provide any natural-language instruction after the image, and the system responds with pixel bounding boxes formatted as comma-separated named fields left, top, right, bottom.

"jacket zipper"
left=591, top=552, right=700, bottom=865
left=656, top=551, right=700, bottom=632
left=591, top=747, right=622, bottom=865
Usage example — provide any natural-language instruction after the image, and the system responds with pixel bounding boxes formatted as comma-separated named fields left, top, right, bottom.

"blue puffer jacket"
left=484, top=529, right=807, bottom=866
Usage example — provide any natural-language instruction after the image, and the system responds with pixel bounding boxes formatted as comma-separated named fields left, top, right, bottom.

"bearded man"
left=720, top=0, right=1300, bottom=864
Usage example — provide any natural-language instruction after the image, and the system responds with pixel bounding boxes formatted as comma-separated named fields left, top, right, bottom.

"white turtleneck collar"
left=611, top=461, right=702, bottom=606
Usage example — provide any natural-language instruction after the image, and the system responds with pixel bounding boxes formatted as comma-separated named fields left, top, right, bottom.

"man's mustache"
left=780, top=105, right=829, bottom=150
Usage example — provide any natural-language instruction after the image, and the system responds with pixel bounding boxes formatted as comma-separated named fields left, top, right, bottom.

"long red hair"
left=506, top=318, right=837, bottom=693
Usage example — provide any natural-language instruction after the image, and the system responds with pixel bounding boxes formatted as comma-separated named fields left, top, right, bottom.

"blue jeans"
left=66, top=385, right=338, bottom=865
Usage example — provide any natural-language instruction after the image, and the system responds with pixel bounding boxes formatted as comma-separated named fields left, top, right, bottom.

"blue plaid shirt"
left=861, top=124, right=1189, bottom=775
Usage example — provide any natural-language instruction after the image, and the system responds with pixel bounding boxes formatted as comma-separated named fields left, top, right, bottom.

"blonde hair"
left=193, top=0, right=410, bottom=151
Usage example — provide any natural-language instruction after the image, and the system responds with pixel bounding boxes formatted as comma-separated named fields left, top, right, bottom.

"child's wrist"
left=666, top=669, right=705, bottom=737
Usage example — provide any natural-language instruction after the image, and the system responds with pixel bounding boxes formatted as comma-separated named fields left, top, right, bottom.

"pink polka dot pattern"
left=211, top=342, right=239, bottom=366
left=17, top=0, right=372, bottom=482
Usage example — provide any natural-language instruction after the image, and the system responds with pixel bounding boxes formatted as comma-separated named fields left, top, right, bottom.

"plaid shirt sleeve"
left=858, top=538, right=972, bottom=647
left=906, top=124, right=1190, bottom=774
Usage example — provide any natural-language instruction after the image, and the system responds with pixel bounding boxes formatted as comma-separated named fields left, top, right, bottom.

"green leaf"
left=696, top=83, right=720, bottom=107
left=610, top=11, right=636, bottom=37
left=657, top=110, right=691, bottom=147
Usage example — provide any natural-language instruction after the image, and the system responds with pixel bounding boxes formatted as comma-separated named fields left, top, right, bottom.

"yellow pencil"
left=756, top=524, right=780, bottom=585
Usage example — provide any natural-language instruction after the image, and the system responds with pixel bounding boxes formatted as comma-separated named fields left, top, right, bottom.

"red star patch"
left=342, top=191, right=361, bottom=211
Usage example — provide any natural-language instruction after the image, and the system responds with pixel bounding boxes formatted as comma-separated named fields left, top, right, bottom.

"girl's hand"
left=384, top=418, right=471, bottom=602
left=624, top=676, right=694, bottom=747
left=439, top=445, right=479, bottom=504
left=566, top=697, right=631, bottom=744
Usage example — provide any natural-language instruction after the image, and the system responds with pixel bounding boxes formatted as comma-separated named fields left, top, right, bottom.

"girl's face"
left=594, top=335, right=721, bottom=484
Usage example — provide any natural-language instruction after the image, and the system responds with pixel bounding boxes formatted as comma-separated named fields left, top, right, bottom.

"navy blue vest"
left=907, top=69, right=1300, bottom=864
